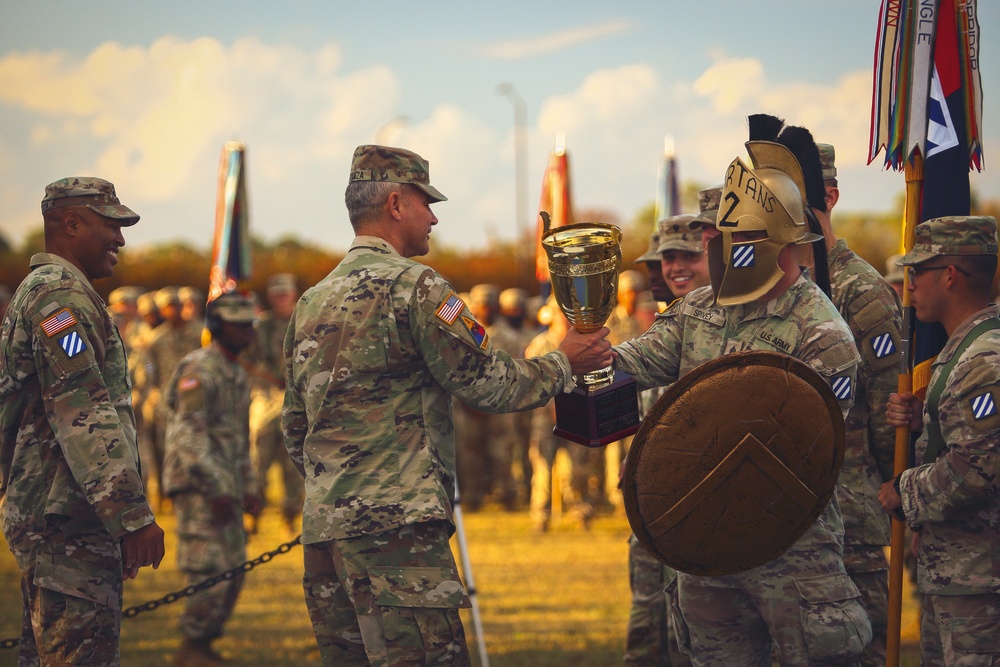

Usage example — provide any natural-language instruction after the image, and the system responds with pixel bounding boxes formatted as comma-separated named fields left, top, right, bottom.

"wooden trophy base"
left=552, top=371, right=640, bottom=447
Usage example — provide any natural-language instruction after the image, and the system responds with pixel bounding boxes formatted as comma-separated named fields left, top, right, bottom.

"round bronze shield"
left=623, top=351, right=845, bottom=576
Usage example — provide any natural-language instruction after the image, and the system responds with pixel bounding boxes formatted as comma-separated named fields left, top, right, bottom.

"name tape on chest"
left=59, top=331, right=87, bottom=358
left=40, top=308, right=77, bottom=337
left=971, top=391, right=997, bottom=420
left=436, top=292, right=465, bottom=325
left=870, top=333, right=897, bottom=359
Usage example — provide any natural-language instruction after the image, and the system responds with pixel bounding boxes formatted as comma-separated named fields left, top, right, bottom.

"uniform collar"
left=29, top=252, right=103, bottom=303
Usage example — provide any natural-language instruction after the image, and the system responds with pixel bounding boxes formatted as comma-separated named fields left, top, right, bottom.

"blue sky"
left=1, top=1, right=997, bottom=253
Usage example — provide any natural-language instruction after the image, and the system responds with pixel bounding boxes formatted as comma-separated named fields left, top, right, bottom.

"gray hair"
left=345, top=181, right=404, bottom=230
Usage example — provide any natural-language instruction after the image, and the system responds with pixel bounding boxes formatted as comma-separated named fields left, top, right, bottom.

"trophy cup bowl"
left=542, top=222, right=639, bottom=447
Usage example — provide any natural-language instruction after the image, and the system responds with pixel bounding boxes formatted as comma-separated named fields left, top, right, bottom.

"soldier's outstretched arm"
left=558, top=326, right=614, bottom=376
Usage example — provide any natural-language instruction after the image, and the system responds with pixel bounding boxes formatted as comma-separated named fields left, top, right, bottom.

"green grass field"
left=0, top=494, right=922, bottom=666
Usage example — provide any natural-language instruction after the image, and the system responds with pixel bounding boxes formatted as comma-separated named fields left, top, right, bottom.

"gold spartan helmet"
left=708, top=140, right=822, bottom=306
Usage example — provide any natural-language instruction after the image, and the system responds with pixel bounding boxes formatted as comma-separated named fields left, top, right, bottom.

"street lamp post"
left=497, top=83, right=528, bottom=266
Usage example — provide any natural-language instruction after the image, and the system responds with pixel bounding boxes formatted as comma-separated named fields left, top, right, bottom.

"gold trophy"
left=541, top=215, right=640, bottom=447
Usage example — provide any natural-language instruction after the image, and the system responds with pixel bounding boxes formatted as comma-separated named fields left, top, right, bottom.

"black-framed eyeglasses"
left=906, top=264, right=971, bottom=282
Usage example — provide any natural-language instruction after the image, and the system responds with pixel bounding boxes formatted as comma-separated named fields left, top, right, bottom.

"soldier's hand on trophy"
left=558, top=326, right=615, bottom=375
left=886, top=392, right=923, bottom=432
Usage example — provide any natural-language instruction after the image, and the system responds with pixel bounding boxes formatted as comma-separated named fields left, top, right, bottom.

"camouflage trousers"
left=675, top=544, right=872, bottom=666
left=624, top=534, right=691, bottom=666
left=301, top=521, right=472, bottom=667
left=250, top=387, right=304, bottom=519
left=174, top=493, right=247, bottom=641
left=842, top=545, right=889, bottom=667
left=528, top=434, right=593, bottom=530
left=919, top=592, right=1000, bottom=666
left=8, top=518, right=123, bottom=667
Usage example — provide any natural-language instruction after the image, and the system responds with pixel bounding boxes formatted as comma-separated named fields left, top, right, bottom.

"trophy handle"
left=539, top=210, right=551, bottom=236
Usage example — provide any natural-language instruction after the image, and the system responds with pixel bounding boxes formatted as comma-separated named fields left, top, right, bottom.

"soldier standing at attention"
left=163, top=292, right=262, bottom=666
left=245, top=273, right=303, bottom=535
left=880, top=216, right=1000, bottom=666
left=576, top=117, right=871, bottom=665
left=810, top=143, right=902, bottom=667
left=282, top=144, right=612, bottom=667
left=0, top=177, right=165, bottom=665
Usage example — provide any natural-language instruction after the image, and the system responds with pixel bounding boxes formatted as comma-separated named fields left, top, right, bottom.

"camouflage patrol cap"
left=884, top=253, right=905, bottom=284
left=656, top=214, right=703, bottom=254
left=177, top=286, right=204, bottom=304
left=690, top=185, right=722, bottom=228
left=469, top=283, right=500, bottom=307
left=41, top=177, right=139, bottom=225
left=207, top=292, right=257, bottom=324
left=153, top=286, right=181, bottom=309
left=266, top=273, right=298, bottom=296
left=349, top=145, right=447, bottom=203
left=635, top=231, right=661, bottom=263
left=108, top=285, right=142, bottom=306
left=817, top=144, right=837, bottom=181
left=136, top=291, right=158, bottom=316
left=499, top=287, right=528, bottom=310
left=899, top=215, right=999, bottom=265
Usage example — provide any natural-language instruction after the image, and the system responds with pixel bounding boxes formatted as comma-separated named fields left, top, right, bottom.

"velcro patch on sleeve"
left=461, top=316, right=490, bottom=350
left=40, top=308, right=77, bottom=337
left=435, top=292, right=465, bottom=325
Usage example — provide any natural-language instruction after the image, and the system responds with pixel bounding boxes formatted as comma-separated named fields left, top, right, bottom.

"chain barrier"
left=0, top=535, right=301, bottom=650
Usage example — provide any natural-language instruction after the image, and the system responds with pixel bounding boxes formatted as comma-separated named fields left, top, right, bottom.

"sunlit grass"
left=0, top=472, right=922, bottom=666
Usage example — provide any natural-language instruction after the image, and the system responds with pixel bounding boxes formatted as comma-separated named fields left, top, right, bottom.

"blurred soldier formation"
left=3, top=113, right=997, bottom=667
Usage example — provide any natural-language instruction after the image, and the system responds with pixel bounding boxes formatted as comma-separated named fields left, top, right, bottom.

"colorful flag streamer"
left=535, top=135, right=575, bottom=284
left=208, top=141, right=252, bottom=302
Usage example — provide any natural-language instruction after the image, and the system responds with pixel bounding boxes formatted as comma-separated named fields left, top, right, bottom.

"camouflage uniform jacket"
left=0, top=253, right=153, bottom=544
left=613, top=274, right=860, bottom=550
left=283, top=236, right=576, bottom=544
left=162, top=344, right=254, bottom=500
left=242, top=311, right=289, bottom=395
left=899, top=304, right=1000, bottom=595
left=828, top=239, right=901, bottom=548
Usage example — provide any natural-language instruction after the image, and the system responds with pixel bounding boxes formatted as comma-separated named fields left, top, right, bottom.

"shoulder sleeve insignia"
left=435, top=292, right=465, bottom=325
left=461, top=315, right=489, bottom=350
left=58, top=331, right=87, bottom=358
left=971, top=391, right=997, bottom=420
left=870, top=332, right=897, bottom=359
left=831, top=375, right=853, bottom=400
left=40, top=308, right=77, bottom=337
left=178, top=376, right=200, bottom=392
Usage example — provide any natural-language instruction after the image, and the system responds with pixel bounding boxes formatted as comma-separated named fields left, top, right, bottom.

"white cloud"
left=480, top=21, right=632, bottom=60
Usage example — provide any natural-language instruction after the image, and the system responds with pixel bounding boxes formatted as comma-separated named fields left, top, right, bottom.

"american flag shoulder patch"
left=971, top=391, right=997, bottom=420
left=178, top=376, right=200, bottom=392
left=831, top=375, right=852, bottom=401
left=40, top=308, right=77, bottom=337
left=58, top=331, right=87, bottom=358
left=870, top=333, right=897, bottom=359
left=435, top=292, right=465, bottom=325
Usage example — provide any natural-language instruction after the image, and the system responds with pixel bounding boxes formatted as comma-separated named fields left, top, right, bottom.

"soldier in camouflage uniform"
left=588, top=123, right=872, bottom=665
left=811, top=143, right=901, bottom=667
left=163, top=292, right=261, bottom=666
left=138, top=286, right=205, bottom=506
left=0, top=177, right=165, bottom=666
left=282, top=144, right=612, bottom=667
left=499, top=287, right=538, bottom=502
left=243, top=273, right=303, bottom=534
left=178, top=285, right=205, bottom=324
left=624, top=211, right=708, bottom=667
left=880, top=216, right=1000, bottom=667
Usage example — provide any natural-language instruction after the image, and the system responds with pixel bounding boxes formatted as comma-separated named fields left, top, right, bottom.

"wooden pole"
left=886, top=151, right=924, bottom=667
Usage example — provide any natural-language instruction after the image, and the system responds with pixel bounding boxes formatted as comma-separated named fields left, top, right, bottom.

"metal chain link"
left=0, top=535, right=301, bottom=650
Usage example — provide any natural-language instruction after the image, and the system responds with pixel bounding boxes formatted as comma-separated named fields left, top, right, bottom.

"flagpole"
left=886, top=151, right=923, bottom=667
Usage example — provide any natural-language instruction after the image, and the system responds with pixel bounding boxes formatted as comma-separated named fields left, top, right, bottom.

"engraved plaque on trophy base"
left=552, top=371, right=640, bottom=447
